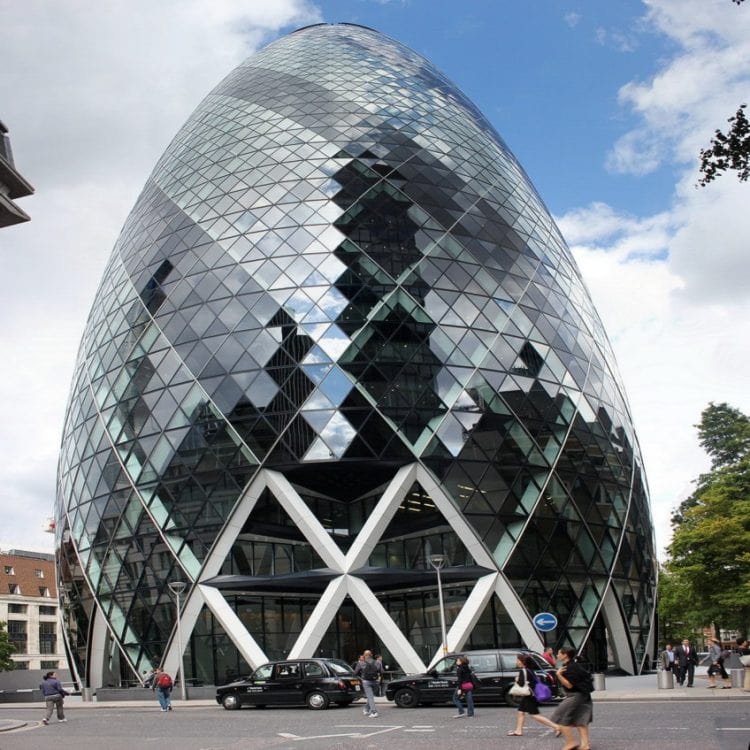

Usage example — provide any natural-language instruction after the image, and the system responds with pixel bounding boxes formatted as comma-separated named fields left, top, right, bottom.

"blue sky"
left=1, top=0, right=749, bottom=558
left=317, top=0, right=678, bottom=216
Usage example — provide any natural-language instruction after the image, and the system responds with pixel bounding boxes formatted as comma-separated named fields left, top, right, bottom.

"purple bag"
left=534, top=681, right=553, bottom=702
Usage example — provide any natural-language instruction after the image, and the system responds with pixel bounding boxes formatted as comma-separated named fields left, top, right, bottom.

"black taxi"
left=385, top=649, right=557, bottom=708
left=216, top=658, right=362, bottom=710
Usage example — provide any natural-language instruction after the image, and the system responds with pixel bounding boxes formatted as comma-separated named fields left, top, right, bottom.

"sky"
left=1, top=0, right=749, bottom=561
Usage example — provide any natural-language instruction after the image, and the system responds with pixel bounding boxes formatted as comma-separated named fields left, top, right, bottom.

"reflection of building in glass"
left=0, top=120, right=33, bottom=227
left=56, top=23, right=657, bottom=689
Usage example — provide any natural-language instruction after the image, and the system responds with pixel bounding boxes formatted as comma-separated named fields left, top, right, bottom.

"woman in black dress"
left=507, top=654, right=560, bottom=736
left=550, top=647, right=593, bottom=750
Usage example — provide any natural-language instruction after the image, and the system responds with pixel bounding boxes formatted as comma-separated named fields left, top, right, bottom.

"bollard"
left=657, top=669, right=674, bottom=689
left=81, top=687, right=93, bottom=702
left=731, top=668, right=744, bottom=688
left=744, top=667, right=750, bottom=691
left=592, top=673, right=606, bottom=691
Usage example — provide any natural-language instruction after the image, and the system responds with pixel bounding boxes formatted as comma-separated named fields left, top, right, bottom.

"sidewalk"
left=1, top=673, right=747, bottom=732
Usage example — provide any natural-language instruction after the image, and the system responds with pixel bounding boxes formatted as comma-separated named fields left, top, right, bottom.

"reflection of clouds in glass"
left=300, top=408, right=334, bottom=433
left=302, top=323, right=350, bottom=360
left=320, top=411, right=356, bottom=458
left=302, top=437, right=332, bottom=461
left=300, top=390, right=335, bottom=411
left=245, top=371, right=278, bottom=408
left=302, top=344, right=332, bottom=366
left=315, top=287, right=348, bottom=317
left=435, top=414, right=466, bottom=457
left=318, top=365, right=353, bottom=406
left=304, top=253, right=346, bottom=285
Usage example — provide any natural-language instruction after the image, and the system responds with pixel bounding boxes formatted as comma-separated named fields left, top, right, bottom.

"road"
left=1, top=699, right=748, bottom=750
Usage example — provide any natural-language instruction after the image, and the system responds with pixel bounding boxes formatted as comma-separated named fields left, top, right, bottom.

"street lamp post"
left=167, top=581, right=188, bottom=702
left=429, top=554, right=448, bottom=656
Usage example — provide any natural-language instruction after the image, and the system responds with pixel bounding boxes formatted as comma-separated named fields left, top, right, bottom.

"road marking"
left=278, top=725, right=403, bottom=741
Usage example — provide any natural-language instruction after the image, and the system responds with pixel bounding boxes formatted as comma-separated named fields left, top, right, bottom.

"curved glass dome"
left=56, top=23, right=656, bottom=688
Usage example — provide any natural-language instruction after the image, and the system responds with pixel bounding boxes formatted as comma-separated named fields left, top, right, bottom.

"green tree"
left=698, top=105, right=750, bottom=186
left=665, top=403, right=750, bottom=636
left=657, top=565, right=705, bottom=640
left=0, top=621, right=16, bottom=672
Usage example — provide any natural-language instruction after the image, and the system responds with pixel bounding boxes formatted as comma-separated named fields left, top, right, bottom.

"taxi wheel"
left=222, top=693, right=240, bottom=710
left=393, top=688, right=419, bottom=708
left=306, top=690, right=330, bottom=710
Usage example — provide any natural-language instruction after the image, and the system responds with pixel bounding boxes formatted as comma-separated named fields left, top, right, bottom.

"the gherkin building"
left=56, top=23, right=657, bottom=689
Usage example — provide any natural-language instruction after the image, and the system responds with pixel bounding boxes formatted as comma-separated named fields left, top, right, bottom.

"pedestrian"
left=659, top=643, right=675, bottom=672
left=706, top=638, right=731, bottom=689
left=451, top=655, right=476, bottom=718
left=506, top=654, right=560, bottom=736
left=542, top=646, right=556, bottom=667
left=40, top=670, right=69, bottom=725
left=674, top=638, right=699, bottom=687
left=550, top=647, right=592, bottom=750
left=353, top=649, right=382, bottom=717
left=153, top=667, right=174, bottom=711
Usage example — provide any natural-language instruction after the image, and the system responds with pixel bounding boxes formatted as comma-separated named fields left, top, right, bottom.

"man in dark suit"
left=674, top=638, right=699, bottom=687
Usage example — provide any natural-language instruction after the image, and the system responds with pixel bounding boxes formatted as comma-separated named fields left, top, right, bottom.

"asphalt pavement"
left=2, top=671, right=747, bottom=733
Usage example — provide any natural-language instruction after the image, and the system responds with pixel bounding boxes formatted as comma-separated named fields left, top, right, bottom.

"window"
left=13, top=661, right=29, bottom=670
left=40, top=660, right=59, bottom=670
left=7, top=620, right=26, bottom=652
left=39, top=587, right=50, bottom=597
left=8, top=583, right=19, bottom=594
left=4, top=565, right=14, bottom=575
left=8, top=603, right=27, bottom=614
left=34, top=569, right=44, bottom=578
left=39, top=621, right=57, bottom=654
left=38, top=605, right=56, bottom=616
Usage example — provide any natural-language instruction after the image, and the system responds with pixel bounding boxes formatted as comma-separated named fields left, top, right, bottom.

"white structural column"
left=414, top=465, right=497, bottom=569
left=427, top=572, right=498, bottom=668
left=167, top=460, right=555, bottom=678
left=345, top=463, right=416, bottom=569
left=346, top=575, right=426, bottom=674
left=599, top=584, right=635, bottom=674
left=88, top=605, right=109, bottom=689
left=287, top=577, right=348, bottom=659
left=265, top=470, right=345, bottom=571
left=494, top=575, right=544, bottom=653
left=199, top=584, right=268, bottom=669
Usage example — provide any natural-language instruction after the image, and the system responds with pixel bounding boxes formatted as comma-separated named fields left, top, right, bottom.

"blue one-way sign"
left=532, top=612, right=558, bottom=632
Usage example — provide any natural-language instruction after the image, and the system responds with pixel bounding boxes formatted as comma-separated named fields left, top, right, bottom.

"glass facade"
left=56, top=23, right=657, bottom=688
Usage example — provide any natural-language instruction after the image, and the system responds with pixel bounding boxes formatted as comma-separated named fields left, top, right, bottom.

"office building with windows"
left=56, top=23, right=657, bottom=690
left=0, top=120, right=33, bottom=227
left=0, top=550, right=68, bottom=690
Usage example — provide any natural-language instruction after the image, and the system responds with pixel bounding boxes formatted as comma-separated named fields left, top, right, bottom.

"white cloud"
left=0, top=0, right=320, bottom=553
left=558, top=0, right=750, bottom=558
left=608, top=0, right=750, bottom=175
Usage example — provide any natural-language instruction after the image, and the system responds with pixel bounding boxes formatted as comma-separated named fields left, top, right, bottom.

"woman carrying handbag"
left=451, top=655, right=476, bottom=718
left=507, top=654, right=561, bottom=737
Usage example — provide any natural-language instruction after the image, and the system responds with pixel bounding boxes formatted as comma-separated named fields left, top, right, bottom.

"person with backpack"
left=550, top=648, right=593, bottom=750
left=354, top=649, right=382, bottom=717
left=40, top=671, right=69, bottom=725
left=506, top=654, right=561, bottom=736
left=153, top=667, right=174, bottom=711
